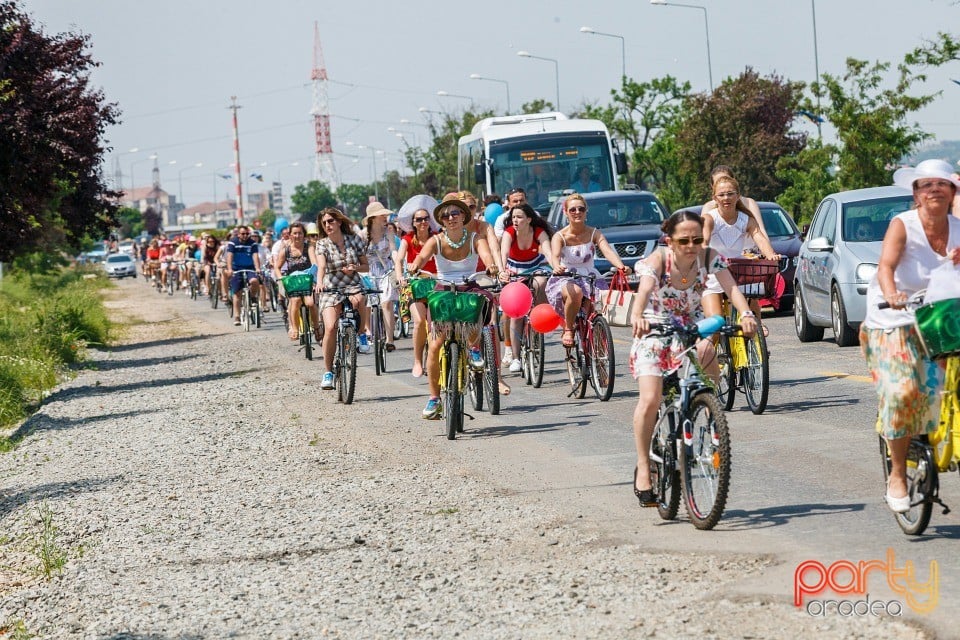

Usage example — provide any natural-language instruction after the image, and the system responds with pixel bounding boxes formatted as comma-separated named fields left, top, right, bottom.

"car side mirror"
left=807, top=237, right=833, bottom=252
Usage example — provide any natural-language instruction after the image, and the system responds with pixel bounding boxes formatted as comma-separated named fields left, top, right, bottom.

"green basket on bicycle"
left=409, top=277, right=437, bottom=300
left=915, top=298, right=960, bottom=359
left=427, top=290, right=485, bottom=324
left=281, top=273, right=314, bottom=296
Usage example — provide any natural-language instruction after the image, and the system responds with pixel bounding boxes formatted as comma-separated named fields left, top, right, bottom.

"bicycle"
left=208, top=263, right=221, bottom=309
left=553, top=272, right=616, bottom=401
left=163, top=260, right=178, bottom=296
left=262, top=269, right=280, bottom=313
left=233, top=269, right=260, bottom=332
left=324, top=287, right=361, bottom=405
left=282, top=272, right=317, bottom=361
left=714, top=258, right=776, bottom=415
left=462, top=275, right=502, bottom=416
left=876, top=290, right=960, bottom=535
left=647, top=317, right=735, bottom=530
left=363, top=278, right=388, bottom=376
left=186, top=260, right=200, bottom=300
left=510, top=267, right=553, bottom=389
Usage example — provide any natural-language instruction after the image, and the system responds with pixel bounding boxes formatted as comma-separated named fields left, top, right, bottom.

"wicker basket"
left=726, top=258, right=779, bottom=299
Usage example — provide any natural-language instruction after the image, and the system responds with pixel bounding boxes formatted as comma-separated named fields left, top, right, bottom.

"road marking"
left=819, top=371, right=872, bottom=383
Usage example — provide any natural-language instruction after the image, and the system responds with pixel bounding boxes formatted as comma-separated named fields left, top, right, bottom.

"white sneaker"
left=502, top=348, right=514, bottom=366
left=508, top=359, right=522, bottom=373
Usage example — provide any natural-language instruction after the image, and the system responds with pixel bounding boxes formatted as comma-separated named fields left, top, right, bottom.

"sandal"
left=385, top=343, right=396, bottom=353
left=561, top=329, right=575, bottom=348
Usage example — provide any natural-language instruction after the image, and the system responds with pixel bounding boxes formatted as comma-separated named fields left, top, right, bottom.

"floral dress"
left=315, top=234, right=366, bottom=310
left=629, top=247, right=728, bottom=379
left=364, top=233, right=398, bottom=302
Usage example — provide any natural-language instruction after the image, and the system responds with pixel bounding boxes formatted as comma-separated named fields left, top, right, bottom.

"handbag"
left=596, top=270, right=635, bottom=327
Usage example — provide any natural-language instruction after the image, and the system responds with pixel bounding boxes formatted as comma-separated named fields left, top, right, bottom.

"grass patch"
left=35, top=502, right=67, bottom=579
left=426, top=507, right=460, bottom=516
left=0, top=618, right=35, bottom=640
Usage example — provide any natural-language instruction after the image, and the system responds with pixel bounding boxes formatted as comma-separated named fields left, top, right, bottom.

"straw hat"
left=363, top=201, right=394, bottom=222
left=892, top=159, right=960, bottom=190
left=305, top=222, right=320, bottom=235
left=433, top=194, right=472, bottom=226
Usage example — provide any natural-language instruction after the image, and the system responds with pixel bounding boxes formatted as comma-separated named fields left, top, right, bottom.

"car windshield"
left=842, top=195, right=914, bottom=242
left=582, top=195, right=667, bottom=228
left=107, top=255, right=131, bottom=263
left=759, top=207, right=798, bottom=238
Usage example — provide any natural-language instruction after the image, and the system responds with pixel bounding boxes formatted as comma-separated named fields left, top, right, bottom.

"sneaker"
left=502, top=347, right=514, bottom=364
left=321, top=372, right=335, bottom=389
left=508, top=358, right=522, bottom=373
left=468, top=347, right=484, bottom=369
left=357, top=333, right=371, bottom=354
left=422, top=396, right=442, bottom=419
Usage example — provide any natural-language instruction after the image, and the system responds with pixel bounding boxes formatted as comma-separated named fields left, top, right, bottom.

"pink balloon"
left=499, top=281, right=533, bottom=319
left=530, top=303, right=563, bottom=334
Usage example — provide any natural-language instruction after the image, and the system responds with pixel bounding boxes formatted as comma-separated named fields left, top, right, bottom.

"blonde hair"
left=712, top=177, right=753, bottom=219
left=564, top=193, right=587, bottom=211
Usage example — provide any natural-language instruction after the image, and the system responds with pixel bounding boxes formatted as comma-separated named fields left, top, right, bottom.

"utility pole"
left=229, top=96, right=244, bottom=225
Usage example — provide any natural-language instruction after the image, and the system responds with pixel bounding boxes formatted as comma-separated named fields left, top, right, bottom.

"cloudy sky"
left=27, top=0, right=960, bottom=207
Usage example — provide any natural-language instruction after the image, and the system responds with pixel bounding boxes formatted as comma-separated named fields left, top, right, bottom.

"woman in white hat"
left=862, top=159, right=960, bottom=513
left=362, top=202, right=398, bottom=352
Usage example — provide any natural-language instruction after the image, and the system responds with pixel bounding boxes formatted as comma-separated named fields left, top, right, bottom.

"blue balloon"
left=273, top=217, right=290, bottom=234
left=483, top=203, right=504, bottom=227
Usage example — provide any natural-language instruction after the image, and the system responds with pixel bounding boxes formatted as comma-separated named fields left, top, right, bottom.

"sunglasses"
left=715, top=191, right=739, bottom=199
left=441, top=211, right=463, bottom=220
left=673, top=236, right=705, bottom=246
left=238, top=232, right=250, bottom=236
left=567, top=206, right=586, bottom=213
left=413, top=216, right=430, bottom=223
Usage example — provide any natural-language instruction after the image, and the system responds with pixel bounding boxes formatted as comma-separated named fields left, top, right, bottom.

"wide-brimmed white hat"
left=396, top=194, right=440, bottom=233
left=892, top=159, right=960, bottom=190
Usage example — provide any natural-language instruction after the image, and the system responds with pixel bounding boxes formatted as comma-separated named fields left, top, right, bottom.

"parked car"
left=546, top=190, right=670, bottom=286
left=675, top=202, right=803, bottom=313
left=103, top=253, right=137, bottom=279
left=80, top=242, right=109, bottom=264
left=794, top=185, right=913, bottom=347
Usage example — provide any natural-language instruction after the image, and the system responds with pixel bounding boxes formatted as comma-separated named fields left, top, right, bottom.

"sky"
left=25, top=0, right=960, bottom=210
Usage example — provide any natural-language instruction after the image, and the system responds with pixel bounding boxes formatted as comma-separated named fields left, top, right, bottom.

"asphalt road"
left=144, top=282, right=957, bottom=635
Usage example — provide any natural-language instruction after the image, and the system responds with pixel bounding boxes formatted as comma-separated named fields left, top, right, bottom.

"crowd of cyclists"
left=129, top=160, right=960, bottom=527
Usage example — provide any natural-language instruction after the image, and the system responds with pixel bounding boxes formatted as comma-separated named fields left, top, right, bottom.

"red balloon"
left=499, top=281, right=533, bottom=319
left=529, top=303, right=563, bottom=333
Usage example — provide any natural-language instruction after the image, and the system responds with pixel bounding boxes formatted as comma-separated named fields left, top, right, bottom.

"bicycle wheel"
left=530, top=325, right=545, bottom=389
left=588, top=316, right=615, bottom=401
left=372, top=307, right=385, bottom=376
left=254, top=301, right=261, bottom=329
left=468, top=363, right=483, bottom=411
left=241, top=291, right=251, bottom=332
left=680, top=392, right=731, bottom=530
left=715, top=334, right=736, bottom=411
left=879, top=436, right=935, bottom=536
left=167, top=275, right=174, bottom=296
left=269, top=280, right=279, bottom=312
left=339, top=324, right=357, bottom=404
left=650, top=404, right=681, bottom=521
left=482, top=326, right=499, bottom=415
left=210, top=278, right=220, bottom=309
left=445, top=342, right=462, bottom=439
left=743, top=328, right=769, bottom=414
left=566, top=333, right=588, bottom=399
left=190, top=272, right=199, bottom=300
left=300, top=304, right=313, bottom=361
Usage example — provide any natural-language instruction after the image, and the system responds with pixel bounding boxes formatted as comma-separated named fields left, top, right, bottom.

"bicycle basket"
left=281, top=273, right=314, bottom=296
left=409, top=277, right=437, bottom=300
left=426, top=290, right=485, bottom=324
left=915, top=298, right=960, bottom=358
left=725, top=258, right=779, bottom=299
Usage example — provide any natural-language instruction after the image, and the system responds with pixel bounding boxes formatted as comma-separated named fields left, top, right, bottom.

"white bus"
left=458, top=112, right=627, bottom=212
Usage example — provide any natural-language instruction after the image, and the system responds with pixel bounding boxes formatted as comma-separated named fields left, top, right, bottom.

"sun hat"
left=433, top=194, right=472, bottom=226
left=305, top=222, right=320, bottom=235
left=363, top=201, right=394, bottom=222
left=893, top=159, right=960, bottom=190
left=396, top=194, right=440, bottom=234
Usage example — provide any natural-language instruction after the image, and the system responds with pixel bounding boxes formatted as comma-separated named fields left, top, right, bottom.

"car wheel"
left=831, top=285, right=859, bottom=347
left=794, top=285, right=824, bottom=342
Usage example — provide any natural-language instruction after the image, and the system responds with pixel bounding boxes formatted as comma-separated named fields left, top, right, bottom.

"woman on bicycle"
left=544, top=193, right=632, bottom=348
left=861, top=160, right=960, bottom=513
left=275, top=222, right=321, bottom=343
left=701, top=166, right=769, bottom=237
left=145, top=239, right=161, bottom=280
left=701, top=175, right=779, bottom=325
left=408, top=195, right=502, bottom=419
left=395, top=204, right=437, bottom=378
left=630, top=210, right=758, bottom=506
left=316, top=207, right=370, bottom=390
left=500, top=203, right=553, bottom=373
left=361, top=202, right=399, bottom=353
left=201, top=235, right=219, bottom=296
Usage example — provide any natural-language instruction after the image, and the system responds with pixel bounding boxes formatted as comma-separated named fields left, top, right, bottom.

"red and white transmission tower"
left=311, top=22, right=338, bottom=191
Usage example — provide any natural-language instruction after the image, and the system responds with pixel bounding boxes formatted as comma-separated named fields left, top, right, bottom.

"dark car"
left=674, top=202, right=802, bottom=312
left=546, top=190, right=670, bottom=286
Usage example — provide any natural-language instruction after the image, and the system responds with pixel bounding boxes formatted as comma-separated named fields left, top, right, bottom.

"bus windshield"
left=488, top=132, right=614, bottom=209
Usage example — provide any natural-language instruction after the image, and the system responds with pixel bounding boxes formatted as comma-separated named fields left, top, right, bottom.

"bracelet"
left=740, top=310, right=756, bottom=318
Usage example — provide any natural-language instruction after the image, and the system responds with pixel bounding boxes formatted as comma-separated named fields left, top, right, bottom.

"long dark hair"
left=503, top=203, right=554, bottom=238
left=317, top=207, right=355, bottom=238
left=661, top=210, right=704, bottom=236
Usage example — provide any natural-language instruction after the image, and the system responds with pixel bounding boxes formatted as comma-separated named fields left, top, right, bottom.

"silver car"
left=103, top=253, right=137, bottom=279
left=794, top=186, right=913, bottom=346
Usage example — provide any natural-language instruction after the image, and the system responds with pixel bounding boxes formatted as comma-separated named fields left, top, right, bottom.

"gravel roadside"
left=0, top=280, right=933, bottom=639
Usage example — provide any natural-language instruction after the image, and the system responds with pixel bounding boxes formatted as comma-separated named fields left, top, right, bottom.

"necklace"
left=674, top=257, right=697, bottom=285
left=444, top=229, right=468, bottom=250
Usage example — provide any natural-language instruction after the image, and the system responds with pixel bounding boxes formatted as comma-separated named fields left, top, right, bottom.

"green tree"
left=904, top=31, right=959, bottom=67
left=143, top=207, right=162, bottom=236
left=418, top=108, right=494, bottom=197
left=775, top=139, right=838, bottom=225
left=336, top=183, right=373, bottom=220
left=253, top=208, right=275, bottom=233
left=675, top=68, right=806, bottom=204
left=115, top=206, right=143, bottom=239
left=520, top=99, right=555, bottom=114
left=290, top=180, right=337, bottom=221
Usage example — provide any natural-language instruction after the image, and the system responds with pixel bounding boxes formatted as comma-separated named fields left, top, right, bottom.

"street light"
left=399, top=118, right=428, bottom=129
left=345, top=141, right=381, bottom=201
left=436, top=90, right=473, bottom=101
left=579, top=27, right=626, bottom=80
left=469, top=73, right=512, bottom=114
left=810, top=0, right=823, bottom=139
left=516, top=51, right=560, bottom=111
left=650, top=0, right=713, bottom=91
left=177, top=162, right=203, bottom=208
left=387, top=126, right=419, bottom=147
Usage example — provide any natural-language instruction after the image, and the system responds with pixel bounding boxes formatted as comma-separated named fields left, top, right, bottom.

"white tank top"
left=433, top=232, right=479, bottom=284
left=707, top=209, right=755, bottom=258
left=863, top=209, right=960, bottom=329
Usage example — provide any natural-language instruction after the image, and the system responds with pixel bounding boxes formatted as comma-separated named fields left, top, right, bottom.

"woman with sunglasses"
left=395, top=207, right=437, bottom=378
left=545, top=193, right=632, bottom=348
left=629, top=211, right=757, bottom=506
left=275, top=222, right=321, bottom=342
left=408, top=196, right=504, bottom=419
left=315, top=207, right=370, bottom=390
left=701, top=175, right=779, bottom=323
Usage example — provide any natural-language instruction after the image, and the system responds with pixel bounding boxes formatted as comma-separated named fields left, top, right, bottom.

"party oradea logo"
left=794, top=548, right=938, bottom=617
